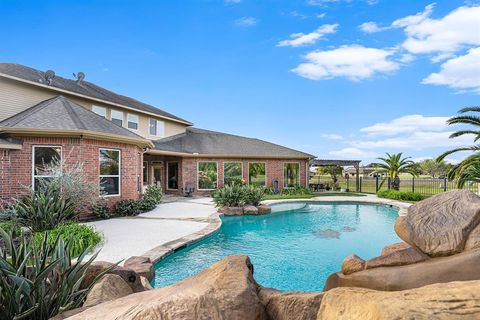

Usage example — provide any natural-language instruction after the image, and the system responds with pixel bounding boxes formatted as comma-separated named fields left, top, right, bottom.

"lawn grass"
left=263, top=192, right=366, bottom=200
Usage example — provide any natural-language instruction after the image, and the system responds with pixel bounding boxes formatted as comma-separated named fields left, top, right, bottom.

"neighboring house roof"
left=0, top=63, right=192, bottom=125
left=0, top=96, right=153, bottom=148
left=152, top=127, right=314, bottom=159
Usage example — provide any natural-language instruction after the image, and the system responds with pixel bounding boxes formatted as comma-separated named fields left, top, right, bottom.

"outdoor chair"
left=183, top=184, right=195, bottom=197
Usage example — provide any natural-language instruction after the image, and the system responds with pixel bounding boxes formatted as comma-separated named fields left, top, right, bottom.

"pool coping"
left=141, top=195, right=410, bottom=265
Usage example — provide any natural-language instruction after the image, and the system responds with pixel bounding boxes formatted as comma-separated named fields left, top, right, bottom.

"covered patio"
left=310, top=159, right=361, bottom=192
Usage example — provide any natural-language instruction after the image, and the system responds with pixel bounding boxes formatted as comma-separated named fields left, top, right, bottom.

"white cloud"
left=277, top=24, right=338, bottom=47
left=359, top=21, right=390, bottom=33
left=320, top=133, right=343, bottom=140
left=292, top=45, right=399, bottom=81
left=225, top=0, right=241, bottom=3
left=422, top=47, right=480, bottom=94
left=235, top=17, right=257, bottom=27
left=316, top=13, right=327, bottom=19
left=329, top=148, right=378, bottom=159
left=360, top=115, right=449, bottom=136
left=394, top=4, right=480, bottom=58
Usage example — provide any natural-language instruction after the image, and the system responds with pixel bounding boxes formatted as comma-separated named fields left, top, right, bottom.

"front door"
left=152, top=165, right=164, bottom=188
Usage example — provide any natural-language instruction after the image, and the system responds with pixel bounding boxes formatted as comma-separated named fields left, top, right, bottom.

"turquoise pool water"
left=153, top=202, right=400, bottom=292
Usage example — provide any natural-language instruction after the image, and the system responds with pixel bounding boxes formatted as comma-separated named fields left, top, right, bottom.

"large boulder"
left=318, top=280, right=480, bottom=319
left=398, top=190, right=480, bottom=257
left=381, top=242, right=410, bottom=256
left=324, top=249, right=480, bottom=292
left=66, top=256, right=267, bottom=320
left=83, top=274, right=133, bottom=308
left=244, top=205, right=259, bottom=215
left=365, top=246, right=428, bottom=269
left=257, top=205, right=272, bottom=214
left=81, top=261, right=145, bottom=293
left=259, top=287, right=323, bottom=320
left=218, top=206, right=244, bottom=216
left=124, top=256, right=154, bottom=280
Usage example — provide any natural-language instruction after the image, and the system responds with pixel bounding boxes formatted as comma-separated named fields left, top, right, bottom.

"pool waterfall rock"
left=330, top=190, right=480, bottom=292
left=219, top=204, right=272, bottom=216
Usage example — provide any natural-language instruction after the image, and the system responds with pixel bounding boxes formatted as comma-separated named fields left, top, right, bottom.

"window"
left=198, top=162, right=217, bottom=190
left=99, top=149, right=120, bottom=196
left=249, top=163, right=266, bottom=187
left=149, top=118, right=165, bottom=137
left=167, top=162, right=179, bottom=189
left=224, top=162, right=242, bottom=186
left=92, top=106, right=107, bottom=118
left=143, top=161, right=148, bottom=185
left=127, top=114, right=139, bottom=130
left=32, top=146, right=61, bottom=191
left=111, top=110, right=124, bottom=127
left=284, top=163, right=300, bottom=188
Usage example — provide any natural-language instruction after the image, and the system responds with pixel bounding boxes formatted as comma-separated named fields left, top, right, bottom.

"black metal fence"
left=309, top=175, right=479, bottom=197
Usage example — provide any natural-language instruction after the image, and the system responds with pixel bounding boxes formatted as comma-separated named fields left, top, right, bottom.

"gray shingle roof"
left=0, top=63, right=192, bottom=125
left=153, top=127, right=314, bottom=158
left=0, top=95, right=146, bottom=140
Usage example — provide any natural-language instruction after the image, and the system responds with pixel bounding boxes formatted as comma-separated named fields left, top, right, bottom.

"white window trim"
left=197, top=161, right=218, bottom=191
left=283, top=161, right=301, bottom=189
left=223, top=161, right=243, bottom=186
left=92, top=105, right=107, bottom=118
left=111, top=109, right=124, bottom=127
left=248, top=162, right=267, bottom=187
left=99, top=148, right=121, bottom=197
left=127, top=113, right=140, bottom=132
left=149, top=118, right=165, bottom=138
left=32, top=145, right=62, bottom=191
left=166, top=161, right=179, bottom=190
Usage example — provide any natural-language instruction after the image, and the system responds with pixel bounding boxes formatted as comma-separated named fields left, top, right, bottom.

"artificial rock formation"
left=67, top=256, right=267, bottom=320
left=319, top=280, right=480, bottom=320
left=124, top=256, right=154, bottom=280
left=81, top=261, right=146, bottom=293
left=83, top=274, right=133, bottom=308
left=341, top=255, right=365, bottom=275
left=219, top=205, right=272, bottom=216
left=380, top=242, right=410, bottom=255
left=365, top=246, right=428, bottom=269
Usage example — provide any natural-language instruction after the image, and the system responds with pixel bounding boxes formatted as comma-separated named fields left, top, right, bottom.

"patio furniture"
left=183, top=184, right=195, bottom=197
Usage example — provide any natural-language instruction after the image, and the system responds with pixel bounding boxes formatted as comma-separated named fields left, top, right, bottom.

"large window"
left=127, top=114, right=139, bottom=130
left=32, top=146, right=61, bottom=191
left=167, top=162, right=179, bottom=189
left=100, top=149, right=121, bottom=196
left=92, top=106, right=106, bottom=118
left=198, top=162, right=217, bottom=190
left=149, top=118, right=165, bottom=137
left=111, top=110, right=124, bottom=127
left=249, top=163, right=266, bottom=187
left=284, top=163, right=300, bottom=188
left=224, top=162, right=242, bottom=186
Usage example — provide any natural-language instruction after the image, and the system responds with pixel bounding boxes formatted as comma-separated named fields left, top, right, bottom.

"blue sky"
left=1, top=0, right=479, bottom=164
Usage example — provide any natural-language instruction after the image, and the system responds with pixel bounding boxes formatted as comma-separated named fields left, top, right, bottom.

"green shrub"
left=212, top=184, right=248, bottom=207
left=15, top=184, right=77, bottom=232
left=143, top=185, right=163, bottom=204
left=281, top=186, right=312, bottom=196
left=0, top=221, right=21, bottom=238
left=246, top=186, right=265, bottom=206
left=0, top=204, right=16, bottom=221
left=0, top=229, right=107, bottom=320
left=138, top=198, right=157, bottom=212
left=93, top=204, right=112, bottom=219
left=33, top=223, right=103, bottom=257
left=116, top=199, right=141, bottom=216
left=377, top=190, right=425, bottom=201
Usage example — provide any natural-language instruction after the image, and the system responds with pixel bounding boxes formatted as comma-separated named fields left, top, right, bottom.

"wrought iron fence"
left=309, top=175, right=480, bottom=197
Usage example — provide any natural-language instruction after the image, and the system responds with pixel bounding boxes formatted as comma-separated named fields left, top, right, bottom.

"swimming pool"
left=153, top=202, right=400, bottom=292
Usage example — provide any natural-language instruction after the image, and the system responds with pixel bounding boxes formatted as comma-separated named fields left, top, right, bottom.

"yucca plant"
left=0, top=229, right=107, bottom=320
left=212, top=183, right=248, bottom=207
left=372, top=153, right=418, bottom=190
left=246, top=186, right=265, bottom=206
left=15, top=184, right=76, bottom=232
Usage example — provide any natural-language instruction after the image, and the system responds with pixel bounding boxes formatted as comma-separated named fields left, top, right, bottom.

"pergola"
left=310, top=159, right=361, bottom=192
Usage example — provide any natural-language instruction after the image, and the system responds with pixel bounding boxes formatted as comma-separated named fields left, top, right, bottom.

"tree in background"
left=437, top=106, right=480, bottom=187
left=316, top=165, right=343, bottom=190
left=417, top=159, right=451, bottom=178
left=372, top=153, right=418, bottom=190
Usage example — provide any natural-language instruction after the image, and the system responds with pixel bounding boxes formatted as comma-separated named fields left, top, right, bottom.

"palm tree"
left=372, top=153, right=418, bottom=190
left=437, top=106, right=480, bottom=187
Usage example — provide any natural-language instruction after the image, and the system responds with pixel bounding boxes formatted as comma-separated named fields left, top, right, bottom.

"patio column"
left=355, top=163, right=360, bottom=192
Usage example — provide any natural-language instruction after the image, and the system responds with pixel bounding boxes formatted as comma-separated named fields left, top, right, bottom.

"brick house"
left=0, top=63, right=314, bottom=208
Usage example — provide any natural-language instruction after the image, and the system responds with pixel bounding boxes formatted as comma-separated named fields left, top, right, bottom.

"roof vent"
left=73, top=72, right=85, bottom=83
left=44, top=70, right=55, bottom=85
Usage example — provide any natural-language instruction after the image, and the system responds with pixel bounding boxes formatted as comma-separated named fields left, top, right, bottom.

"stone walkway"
left=86, top=194, right=410, bottom=264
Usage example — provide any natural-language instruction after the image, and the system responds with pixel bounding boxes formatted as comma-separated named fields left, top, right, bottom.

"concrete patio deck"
left=86, top=194, right=410, bottom=264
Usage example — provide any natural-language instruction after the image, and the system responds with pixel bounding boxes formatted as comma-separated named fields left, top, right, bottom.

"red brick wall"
left=179, top=157, right=309, bottom=195
left=0, top=136, right=143, bottom=209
